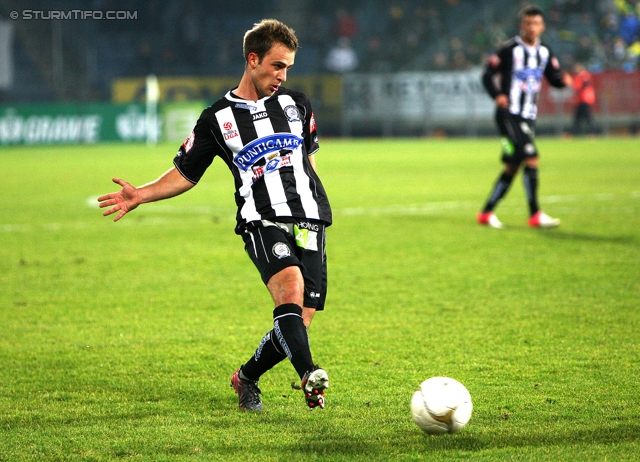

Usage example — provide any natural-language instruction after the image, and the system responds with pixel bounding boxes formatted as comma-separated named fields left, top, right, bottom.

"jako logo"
left=233, top=133, right=302, bottom=171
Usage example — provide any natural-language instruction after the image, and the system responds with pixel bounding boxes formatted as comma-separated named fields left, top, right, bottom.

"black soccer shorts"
left=241, top=220, right=328, bottom=311
left=495, top=109, right=538, bottom=165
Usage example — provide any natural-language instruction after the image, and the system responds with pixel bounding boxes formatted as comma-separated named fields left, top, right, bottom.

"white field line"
left=1, top=192, right=639, bottom=234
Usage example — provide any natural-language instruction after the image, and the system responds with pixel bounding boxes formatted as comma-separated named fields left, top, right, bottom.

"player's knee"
left=267, top=266, right=304, bottom=306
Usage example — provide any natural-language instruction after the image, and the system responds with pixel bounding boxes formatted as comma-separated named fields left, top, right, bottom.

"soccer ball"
left=411, top=376, right=473, bottom=434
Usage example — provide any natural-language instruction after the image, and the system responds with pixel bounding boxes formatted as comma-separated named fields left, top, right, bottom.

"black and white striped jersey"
left=173, top=87, right=332, bottom=233
left=482, top=36, right=566, bottom=120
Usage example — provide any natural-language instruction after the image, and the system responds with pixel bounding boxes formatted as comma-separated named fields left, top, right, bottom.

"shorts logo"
left=284, top=105, right=301, bottom=122
left=272, top=242, right=291, bottom=259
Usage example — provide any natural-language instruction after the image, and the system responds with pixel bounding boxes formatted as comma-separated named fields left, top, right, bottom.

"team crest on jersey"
left=284, top=105, right=301, bottom=122
left=272, top=242, right=291, bottom=259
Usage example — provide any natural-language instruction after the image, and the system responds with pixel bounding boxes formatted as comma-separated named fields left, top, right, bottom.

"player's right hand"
left=98, top=178, right=140, bottom=222
left=495, top=94, right=509, bottom=109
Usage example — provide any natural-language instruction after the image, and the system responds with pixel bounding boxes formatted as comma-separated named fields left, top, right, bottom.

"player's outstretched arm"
left=98, top=167, right=195, bottom=222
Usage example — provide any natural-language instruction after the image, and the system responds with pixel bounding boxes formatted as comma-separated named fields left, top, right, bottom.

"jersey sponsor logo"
left=272, top=242, right=291, bottom=259
left=182, top=130, right=195, bottom=153
left=514, top=67, right=543, bottom=82
left=234, top=133, right=303, bottom=171
left=515, top=68, right=543, bottom=93
left=251, top=152, right=292, bottom=182
left=252, top=111, right=268, bottom=121
left=284, top=105, right=301, bottom=122
left=235, top=102, right=257, bottom=111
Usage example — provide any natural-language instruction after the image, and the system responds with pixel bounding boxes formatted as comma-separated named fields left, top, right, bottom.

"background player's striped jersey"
left=174, top=87, right=331, bottom=232
left=482, top=36, right=566, bottom=120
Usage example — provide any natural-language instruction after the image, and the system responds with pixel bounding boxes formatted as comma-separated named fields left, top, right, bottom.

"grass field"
left=1, top=137, right=639, bottom=461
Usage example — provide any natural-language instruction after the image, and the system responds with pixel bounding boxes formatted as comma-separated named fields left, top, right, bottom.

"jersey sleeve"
left=173, top=109, right=220, bottom=184
left=301, top=95, right=319, bottom=156
left=544, top=47, right=566, bottom=88
left=481, top=47, right=509, bottom=99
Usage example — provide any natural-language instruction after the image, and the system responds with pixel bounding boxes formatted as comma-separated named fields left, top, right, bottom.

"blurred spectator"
left=618, top=10, right=640, bottom=44
left=488, top=22, right=508, bottom=48
left=334, top=8, right=359, bottom=39
left=361, top=36, right=385, bottom=72
left=612, top=35, right=628, bottom=62
left=433, top=52, right=449, bottom=70
left=423, top=7, right=444, bottom=43
left=325, top=37, right=359, bottom=73
left=575, top=35, right=596, bottom=63
left=307, top=12, right=333, bottom=57
left=572, top=62, right=597, bottom=135
left=450, top=51, right=471, bottom=70
left=131, top=41, right=154, bottom=76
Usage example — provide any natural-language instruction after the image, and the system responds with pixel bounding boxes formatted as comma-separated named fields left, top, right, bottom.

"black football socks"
left=240, top=303, right=313, bottom=381
left=483, top=171, right=514, bottom=213
left=523, top=166, right=539, bottom=216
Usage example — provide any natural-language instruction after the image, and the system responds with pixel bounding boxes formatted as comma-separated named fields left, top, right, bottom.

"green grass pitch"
left=1, top=137, right=639, bottom=460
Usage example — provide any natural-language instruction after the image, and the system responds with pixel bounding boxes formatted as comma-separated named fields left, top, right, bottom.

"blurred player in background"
left=478, top=5, right=572, bottom=229
left=99, top=19, right=330, bottom=411
left=572, top=62, right=596, bottom=136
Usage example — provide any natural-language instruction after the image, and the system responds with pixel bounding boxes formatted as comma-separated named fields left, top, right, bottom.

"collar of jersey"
left=225, top=87, right=281, bottom=104
left=515, top=35, right=540, bottom=51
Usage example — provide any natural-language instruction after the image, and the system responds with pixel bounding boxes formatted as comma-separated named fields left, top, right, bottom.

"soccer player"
left=477, top=5, right=572, bottom=229
left=98, top=19, right=330, bottom=411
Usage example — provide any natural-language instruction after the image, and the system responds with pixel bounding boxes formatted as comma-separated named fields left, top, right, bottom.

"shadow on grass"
left=536, top=230, right=638, bottom=246
left=272, top=422, right=640, bottom=458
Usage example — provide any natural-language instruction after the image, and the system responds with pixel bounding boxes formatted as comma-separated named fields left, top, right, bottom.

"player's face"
left=520, top=14, right=545, bottom=45
left=249, top=42, right=295, bottom=99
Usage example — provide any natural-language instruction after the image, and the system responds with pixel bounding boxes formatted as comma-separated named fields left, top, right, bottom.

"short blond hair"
left=243, top=19, right=299, bottom=62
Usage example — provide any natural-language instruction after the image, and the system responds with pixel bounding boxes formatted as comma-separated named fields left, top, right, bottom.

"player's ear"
left=247, top=52, right=260, bottom=69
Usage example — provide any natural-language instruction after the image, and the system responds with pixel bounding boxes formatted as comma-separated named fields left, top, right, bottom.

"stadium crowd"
left=1, top=0, right=639, bottom=101
left=111, top=0, right=640, bottom=75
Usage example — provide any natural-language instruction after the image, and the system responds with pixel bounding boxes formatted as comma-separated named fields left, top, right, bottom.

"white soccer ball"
left=411, top=376, right=473, bottom=435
